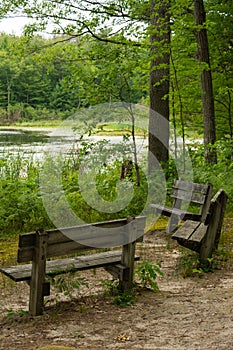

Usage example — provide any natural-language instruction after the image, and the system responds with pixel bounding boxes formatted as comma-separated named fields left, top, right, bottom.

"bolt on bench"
left=0, top=216, right=146, bottom=316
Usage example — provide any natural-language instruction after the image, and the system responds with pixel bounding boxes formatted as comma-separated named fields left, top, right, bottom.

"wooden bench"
left=172, top=189, right=228, bottom=262
left=151, top=179, right=213, bottom=233
left=0, top=216, right=146, bottom=316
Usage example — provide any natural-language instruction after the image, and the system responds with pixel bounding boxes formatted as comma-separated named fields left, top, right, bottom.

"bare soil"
left=0, top=229, right=233, bottom=350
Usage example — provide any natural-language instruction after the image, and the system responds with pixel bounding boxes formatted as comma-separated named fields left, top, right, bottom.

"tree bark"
left=193, top=0, right=217, bottom=163
left=148, top=0, right=171, bottom=174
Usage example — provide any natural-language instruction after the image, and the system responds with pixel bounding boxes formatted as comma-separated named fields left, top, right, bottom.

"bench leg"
left=29, top=229, right=48, bottom=316
left=119, top=217, right=137, bottom=292
left=119, top=241, right=136, bottom=292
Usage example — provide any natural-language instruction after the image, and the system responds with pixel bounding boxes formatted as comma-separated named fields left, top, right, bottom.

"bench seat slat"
left=150, top=204, right=201, bottom=221
left=172, top=220, right=207, bottom=243
left=151, top=180, right=212, bottom=233
left=18, top=227, right=129, bottom=251
left=171, top=188, right=206, bottom=204
left=172, top=220, right=208, bottom=253
left=18, top=216, right=146, bottom=263
left=173, top=180, right=210, bottom=193
left=18, top=218, right=132, bottom=248
left=0, top=250, right=140, bottom=282
left=18, top=241, right=92, bottom=263
left=172, top=220, right=200, bottom=240
left=188, top=223, right=207, bottom=243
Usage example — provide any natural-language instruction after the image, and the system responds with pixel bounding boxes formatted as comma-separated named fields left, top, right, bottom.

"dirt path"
left=0, top=230, right=233, bottom=350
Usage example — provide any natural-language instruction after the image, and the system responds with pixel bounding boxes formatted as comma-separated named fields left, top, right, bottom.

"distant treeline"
left=0, top=34, right=147, bottom=124
left=0, top=21, right=232, bottom=139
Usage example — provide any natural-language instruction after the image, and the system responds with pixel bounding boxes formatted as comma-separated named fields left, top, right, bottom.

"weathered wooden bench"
left=172, top=189, right=228, bottom=262
left=0, top=216, right=146, bottom=316
left=151, top=179, right=213, bottom=233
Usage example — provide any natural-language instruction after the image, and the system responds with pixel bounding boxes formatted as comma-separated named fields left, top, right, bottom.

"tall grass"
left=0, top=139, right=232, bottom=238
left=0, top=145, right=148, bottom=237
left=0, top=152, right=53, bottom=237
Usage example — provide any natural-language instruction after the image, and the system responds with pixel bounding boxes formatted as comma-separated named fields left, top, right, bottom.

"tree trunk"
left=148, top=0, right=171, bottom=174
left=7, top=77, right=11, bottom=121
left=193, top=0, right=217, bottom=164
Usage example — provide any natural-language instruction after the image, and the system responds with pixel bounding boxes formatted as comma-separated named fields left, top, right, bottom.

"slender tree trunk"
left=171, top=81, right=178, bottom=159
left=193, top=0, right=217, bottom=163
left=171, top=52, right=185, bottom=169
left=148, top=0, right=171, bottom=174
left=7, top=76, right=11, bottom=121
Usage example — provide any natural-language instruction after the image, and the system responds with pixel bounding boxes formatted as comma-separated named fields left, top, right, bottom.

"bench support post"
left=29, top=229, right=48, bottom=316
left=199, top=190, right=228, bottom=262
left=119, top=217, right=136, bottom=292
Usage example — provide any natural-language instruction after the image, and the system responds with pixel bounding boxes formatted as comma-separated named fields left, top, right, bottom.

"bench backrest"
left=18, top=216, right=146, bottom=263
left=171, top=179, right=212, bottom=219
left=166, top=180, right=213, bottom=233
left=204, top=189, right=228, bottom=251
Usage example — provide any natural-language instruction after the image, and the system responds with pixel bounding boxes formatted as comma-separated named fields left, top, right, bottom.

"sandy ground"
left=0, top=230, right=233, bottom=350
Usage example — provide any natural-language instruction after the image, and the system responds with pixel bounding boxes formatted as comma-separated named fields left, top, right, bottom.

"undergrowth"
left=102, top=261, right=163, bottom=307
left=0, top=139, right=233, bottom=238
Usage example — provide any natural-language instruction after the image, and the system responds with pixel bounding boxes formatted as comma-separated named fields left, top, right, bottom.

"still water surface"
left=0, top=127, right=148, bottom=162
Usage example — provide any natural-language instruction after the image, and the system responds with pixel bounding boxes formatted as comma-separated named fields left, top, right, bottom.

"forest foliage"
left=0, top=0, right=232, bottom=140
left=0, top=1, right=232, bottom=237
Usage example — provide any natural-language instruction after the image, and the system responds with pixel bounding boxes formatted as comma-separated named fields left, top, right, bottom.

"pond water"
left=0, top=127, right=148, bottom=162
left=0, top=127, right=198, bottom=164
left=0, top=128, right=51, bottom=161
